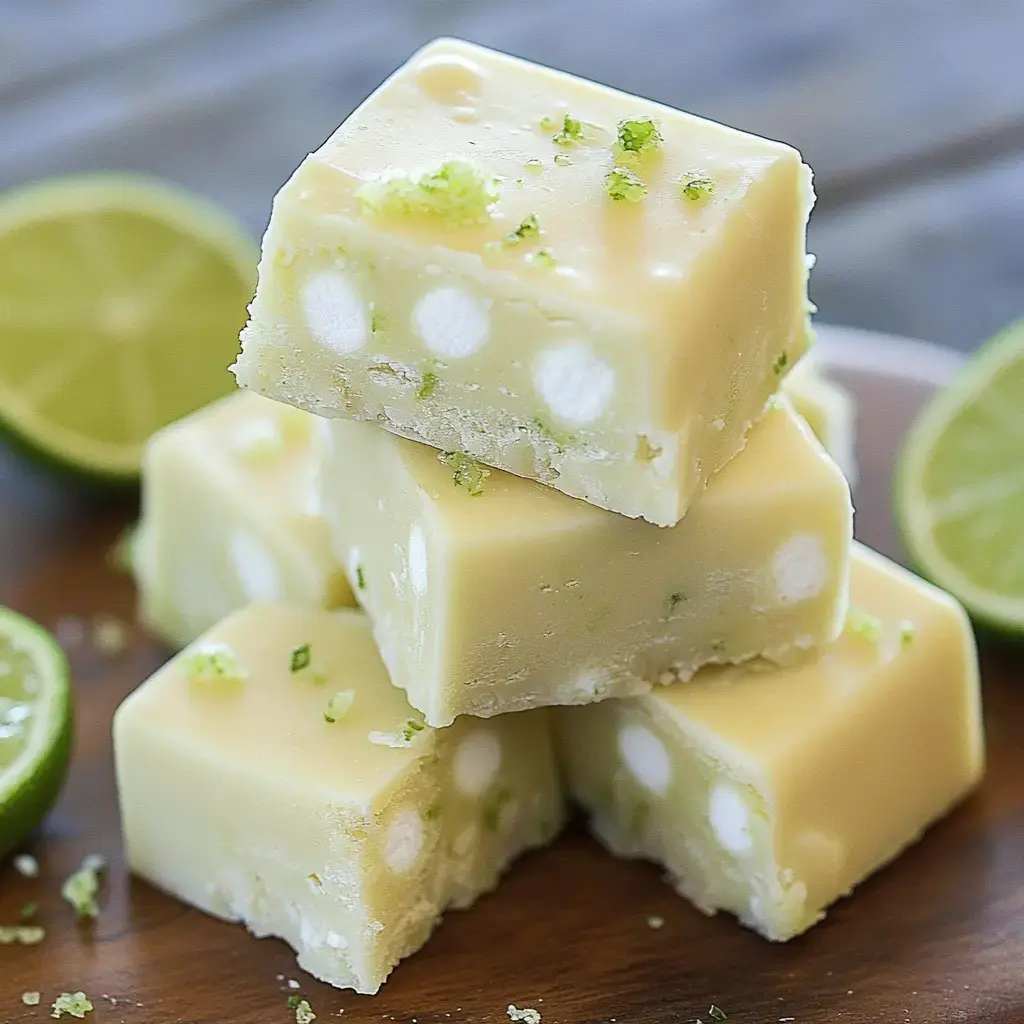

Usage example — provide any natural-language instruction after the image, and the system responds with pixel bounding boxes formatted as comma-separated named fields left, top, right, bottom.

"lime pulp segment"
left=896, top=319, right=1024, bottom=631
left=0, top=174, right=258, bottom=480
left=0, top=607, right=72, bottom=859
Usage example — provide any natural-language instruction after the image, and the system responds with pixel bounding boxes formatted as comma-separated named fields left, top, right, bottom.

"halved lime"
left=895, top=319, right=1024, bottom=632
left=0, top=606, right=72, bottom=859
left=0, top=174, right=257, bottom=481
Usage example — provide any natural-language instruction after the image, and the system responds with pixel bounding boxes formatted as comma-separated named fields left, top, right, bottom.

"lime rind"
left=896, top=318, right=1024, bottom=633
left=0, top=174, right=257, bottom=481
left=0, top=607, right=73, bottom=859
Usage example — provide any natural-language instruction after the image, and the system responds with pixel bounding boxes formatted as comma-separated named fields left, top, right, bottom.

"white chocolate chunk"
left=708, top=783, right=753, bottom=854
left=453, top=730, right=502, bottom=796
left=772, top=533, right=827, bottom=604
left=384, top=807, right=424, bottom=874
left=228, top=529, right=282, bottom=603
left=532, top=343, right=615, bottom=425
left=302, top=272, right=369, bottom=354
left=408, top=525, right=428, bottom=595
left=412, top=287, right=490, bottom=358
left=618, top=724, right=671, bottom=796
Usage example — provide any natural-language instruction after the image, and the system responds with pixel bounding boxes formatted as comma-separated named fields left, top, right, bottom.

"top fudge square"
left=234, top=37, right=815, bottom=526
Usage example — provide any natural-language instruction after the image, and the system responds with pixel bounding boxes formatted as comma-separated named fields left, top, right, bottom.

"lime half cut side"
left=0, top=174, right=257, bottom=481
left=0, top=606, right=72, bottom=859
left=896, top=319, right=1024, bottom=633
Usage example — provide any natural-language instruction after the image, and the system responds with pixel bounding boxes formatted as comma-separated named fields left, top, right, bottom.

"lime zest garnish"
left=773, top=351, right=789, bottom=375
left=324, top=690, right=355, bottom=724
left=287, top=996, right=316, bottom=1023
left=605, top=166, right=647, bottom=203
left=438, top=450, right=491, bottom=495
left=900, top=620, right=916, bottom=646
left=20, top=900, right=38, bottom=920
left=525, top=248, right=556, bottom=268
left=368, top=714, right=429, bottom=748
left=503, top=213, right=540, bottom=246
left=507, top=1006, right=541, bottom=1024
left=355, top=160, right=499, bottom=227
left=61, top=855, right=105, bottom=920
left=680, top=172, right=715, bottom=201
left=417, top=371, right=439, bottom=400
left=51, top=992, right=93, bottom=1019
left=290, top=644, right=312, bottom=673
left=613, top=117, right=663, bottom=163
left=846, top=605, right=884, bottom=644
left=355, top=564, right=367, bottom=590
left=552, top=114, right=582, bottom=146
left=183, top=642, right=247, bottom=685
left=0, top=924, right=45, bottom=944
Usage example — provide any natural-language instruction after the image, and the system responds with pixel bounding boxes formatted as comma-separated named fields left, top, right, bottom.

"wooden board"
left=1, top=328, right=1022, bottom=1023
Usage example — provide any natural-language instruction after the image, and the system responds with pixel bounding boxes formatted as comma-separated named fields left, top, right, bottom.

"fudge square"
left=320, top=395, right=852, bottom=727
left=233, top=36, right=816, bottom=526
left=135, top=390, right=351, bottom=648
left=114, top=605, right=564, bottom=994
left=556, top=544, right=984, bottom=941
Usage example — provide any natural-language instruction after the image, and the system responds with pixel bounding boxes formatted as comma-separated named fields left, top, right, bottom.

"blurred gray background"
left=2, top=0, right=1022, bottom=352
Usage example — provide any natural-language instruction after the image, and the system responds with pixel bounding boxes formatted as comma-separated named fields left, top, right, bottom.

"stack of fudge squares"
left=115, top=39, right=984, bottom=996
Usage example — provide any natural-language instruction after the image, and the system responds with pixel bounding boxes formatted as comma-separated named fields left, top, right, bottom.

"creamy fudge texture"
left=557, top=544, right=984, bottom=941
left=320, top=397, right=852, bottom=726
left=114, top=605, right=563, bottom=994
left=135, top=391, right=351, bottom=648
left=233, top=36, right=815, bottom=526
left=782, top=349, right=857, bottom=485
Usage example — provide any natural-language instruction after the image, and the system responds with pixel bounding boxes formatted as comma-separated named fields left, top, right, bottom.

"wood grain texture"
left=0, top=329, right=1022, bottom=1022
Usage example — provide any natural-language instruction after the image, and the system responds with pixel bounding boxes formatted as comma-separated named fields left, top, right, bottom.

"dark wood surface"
left=1, top=329, right=1023, bottom=1023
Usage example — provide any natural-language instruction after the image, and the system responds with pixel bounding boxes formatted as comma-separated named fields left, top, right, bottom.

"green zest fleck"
left=290, top=643, right=312, bottom=673
left=846, top=605, right=884, bottom=644
left=402, top=716, right=427, bottom=743
left=424, top=803, right=442, bottom=820
left=438, top=450, right=491, bottom=495
left=62, top=856, right=105, bottom=921
left=551, top=113, right=583, bottom=146
left=183, top=642, right=247, bottom=685
left=667, top=592, right=686, bottom=614
left=710, top=639, right=726, bottom=654
left=417, top=371, right=439, bottom=400
left=355, top=564, right=367, bottom=590
left=370, top=308, right=386, bottom=333
left=324, top=690, right=355, bottom=724
left=0, top=925, right=45, bottom=945
left=614, top=116, right=663, bottom=162
left=355, top=159, right=498, bottom=227
left=526, top=247, right=557, bottom=268
left=483, top=788, right=513, bottom=832
left=51, top=992, right=93, bottom=1019
left=504, top=213, right=540, bottom=245
left=287, top=996, right=316, bottom=1024
left=773, top=350, right=789, bottom=375
left=20, top=901, right=38, bottom=921
left=605, top=166, right=647, bottom=203
left=525, top=158, right=544, bottom=172
left=680, top=172, right=715, bottom=201
left=553, top=153, right=572, bottom=166
left=368, top=713, right=429, bottom=748
left=900, top=620, right=916, bottom=646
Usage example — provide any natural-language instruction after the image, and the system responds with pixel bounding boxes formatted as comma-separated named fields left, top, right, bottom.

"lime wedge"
left=0, top=174, right=257, bottom=480
left=896, top=319, right=1024, bottom=632
left=0, top=607, right=72, bottom=859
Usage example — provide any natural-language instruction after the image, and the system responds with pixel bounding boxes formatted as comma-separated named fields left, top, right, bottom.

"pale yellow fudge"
left=135, top=391, right=352, bottom=648
left=114, top=605, right=563, bottom=993
left=233, top=37, right=815, bottom=526
left=320, top=396, right=852, bottom=726
left=557, top=544, right=984, bottom=941
left=782, top=349, right=857, bottom=485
